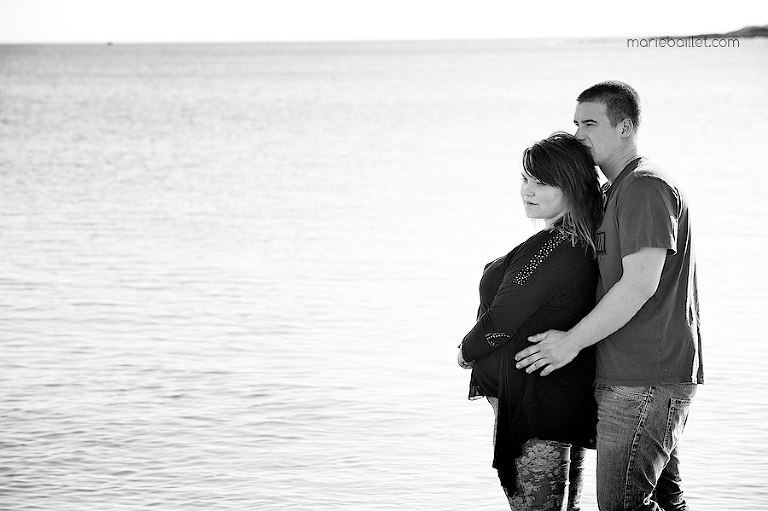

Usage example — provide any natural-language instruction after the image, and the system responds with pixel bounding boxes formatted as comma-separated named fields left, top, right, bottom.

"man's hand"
left=514, top=330, right=580, bottom=376
left=457, top=345, right=473, bottom=369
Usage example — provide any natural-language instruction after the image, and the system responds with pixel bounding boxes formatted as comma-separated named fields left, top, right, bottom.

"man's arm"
left=514, top=246, right=667, bottom=376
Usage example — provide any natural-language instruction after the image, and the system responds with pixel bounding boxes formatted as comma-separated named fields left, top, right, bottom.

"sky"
left=0, top=0, right=767, bottom=44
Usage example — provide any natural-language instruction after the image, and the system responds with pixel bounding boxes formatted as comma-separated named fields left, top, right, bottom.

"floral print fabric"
left=504, top=438, right=572, bottom=510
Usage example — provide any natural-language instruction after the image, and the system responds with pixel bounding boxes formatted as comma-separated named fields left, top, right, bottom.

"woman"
left=457, top=132, right=603, bottom=510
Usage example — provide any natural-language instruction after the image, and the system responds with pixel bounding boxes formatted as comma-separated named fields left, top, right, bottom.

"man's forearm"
left=566, top=276, right=655, bottom=350
left=567, top=247, right=666, bottom=349
left=515, top=247, right=667, bottom=375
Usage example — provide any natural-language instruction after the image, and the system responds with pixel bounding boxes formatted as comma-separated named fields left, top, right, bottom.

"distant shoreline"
left=679, top=25, right=768, bottom=39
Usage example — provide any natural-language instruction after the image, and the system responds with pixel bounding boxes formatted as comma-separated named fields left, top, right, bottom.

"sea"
left=1, top=38, right=767, bottom=510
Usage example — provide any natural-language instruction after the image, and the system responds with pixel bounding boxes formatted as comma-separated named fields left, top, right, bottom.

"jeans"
left=594, top=384, right=697, bottom=511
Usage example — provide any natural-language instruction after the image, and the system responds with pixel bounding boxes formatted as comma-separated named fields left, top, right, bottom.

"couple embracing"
left=458, top=81, right=704, bottom=511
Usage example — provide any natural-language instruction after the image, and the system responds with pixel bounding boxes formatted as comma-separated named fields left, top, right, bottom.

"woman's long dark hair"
left=522, top=131, right=603, bottom=256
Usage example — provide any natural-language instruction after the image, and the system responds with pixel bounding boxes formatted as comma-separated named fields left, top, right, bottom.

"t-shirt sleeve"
left=618, top=177, right=680, bottom=258
left=461, top=241, right=568, bottom=361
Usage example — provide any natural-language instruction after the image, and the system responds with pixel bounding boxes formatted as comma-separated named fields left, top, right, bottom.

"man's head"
left=577, top=80, right=641, bottom=130
left=574, top=81, right=640, bottom=171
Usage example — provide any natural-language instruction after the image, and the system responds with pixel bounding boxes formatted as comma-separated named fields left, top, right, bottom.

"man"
left=514, top=81, right=704, bottom=511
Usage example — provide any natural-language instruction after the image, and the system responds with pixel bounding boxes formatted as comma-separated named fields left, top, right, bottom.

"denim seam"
left=624, top=386, right=653, bottom=511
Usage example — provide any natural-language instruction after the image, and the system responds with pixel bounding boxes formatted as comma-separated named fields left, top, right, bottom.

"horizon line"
left=0, top=34, right=717, bottom=46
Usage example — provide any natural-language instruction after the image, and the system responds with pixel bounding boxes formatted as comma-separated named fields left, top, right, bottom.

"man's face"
left=573, top=101, right=623, bottom=166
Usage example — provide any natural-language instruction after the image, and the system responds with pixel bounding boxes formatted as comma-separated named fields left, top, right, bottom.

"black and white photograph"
left=1, top=1, right=767, bottom=509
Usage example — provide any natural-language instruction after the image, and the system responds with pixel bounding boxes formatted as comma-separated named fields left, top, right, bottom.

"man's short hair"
left=577, top=80, right=641, bottom=130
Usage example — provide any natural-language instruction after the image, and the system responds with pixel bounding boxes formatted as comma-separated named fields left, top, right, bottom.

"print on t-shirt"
left=596, top=231, right=606, bottom=254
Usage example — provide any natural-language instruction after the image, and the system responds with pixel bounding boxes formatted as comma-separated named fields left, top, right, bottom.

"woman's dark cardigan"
left=461, top=229, right=598, bottom=490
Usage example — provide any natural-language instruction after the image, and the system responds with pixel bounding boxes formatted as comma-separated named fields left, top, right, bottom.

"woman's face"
left=520, top=171, right=567, bottom=227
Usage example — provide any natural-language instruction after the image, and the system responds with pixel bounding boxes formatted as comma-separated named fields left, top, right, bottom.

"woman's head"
left=521, top=132, right=603, bottom=254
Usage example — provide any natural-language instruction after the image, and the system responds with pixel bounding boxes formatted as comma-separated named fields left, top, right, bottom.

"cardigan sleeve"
left=461, top=234, right=573, bottom=361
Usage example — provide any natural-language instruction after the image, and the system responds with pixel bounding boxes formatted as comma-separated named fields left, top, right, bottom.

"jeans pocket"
left=664, top=397, right=692, bottom=451
left=609, top=385, right=651, bottom=400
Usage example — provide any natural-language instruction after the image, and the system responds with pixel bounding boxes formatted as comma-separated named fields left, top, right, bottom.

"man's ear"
left=620, top=118, right=634, bottom=138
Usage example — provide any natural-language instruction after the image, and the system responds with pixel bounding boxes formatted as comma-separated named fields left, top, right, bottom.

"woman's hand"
left=457, top=345, right=473, bottom=369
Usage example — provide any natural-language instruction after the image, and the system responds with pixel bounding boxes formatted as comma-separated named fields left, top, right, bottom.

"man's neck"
left=600, top=146, right=639, bottom=183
